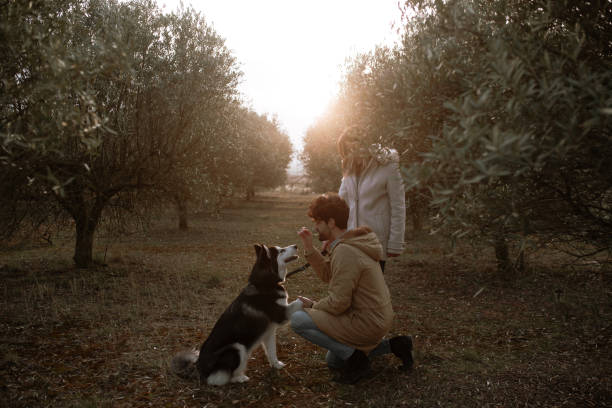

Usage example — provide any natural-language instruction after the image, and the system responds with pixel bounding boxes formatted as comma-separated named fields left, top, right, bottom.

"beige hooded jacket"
left=304, top=227, right=394, bottom=353
left=338, top=147, right=406, bottom=259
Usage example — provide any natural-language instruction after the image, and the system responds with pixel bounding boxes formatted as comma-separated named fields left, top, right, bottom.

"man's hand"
left=297, top=296, right=314, bottom=308
left=297, top=227, right=315, bottom=253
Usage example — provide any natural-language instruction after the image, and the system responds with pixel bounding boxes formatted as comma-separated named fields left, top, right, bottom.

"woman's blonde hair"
left=337, top=126, right=370, bottom=175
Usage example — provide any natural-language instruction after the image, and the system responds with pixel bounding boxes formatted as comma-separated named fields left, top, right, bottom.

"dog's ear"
left=254, top=243, right=269, bottom=260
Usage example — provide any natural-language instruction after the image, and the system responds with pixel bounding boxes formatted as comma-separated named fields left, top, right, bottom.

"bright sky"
left=158, top=0, right=403, bottom=171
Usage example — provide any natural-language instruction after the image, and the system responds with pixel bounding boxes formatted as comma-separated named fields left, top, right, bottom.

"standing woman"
left=337, top=126, right=406, bottom=271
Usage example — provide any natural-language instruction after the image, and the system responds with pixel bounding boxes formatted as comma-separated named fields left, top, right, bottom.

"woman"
left=336, top=126, right=406, bottom=271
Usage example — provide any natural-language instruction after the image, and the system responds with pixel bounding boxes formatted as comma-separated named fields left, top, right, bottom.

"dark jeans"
left=380, top=260, right=386, bottom=273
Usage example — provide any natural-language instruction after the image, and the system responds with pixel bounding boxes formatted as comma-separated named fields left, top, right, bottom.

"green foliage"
left=0, top=0, right=292, bottom=265
left=303, top=0, right=611, bottom=270
left=401, top=0, right=612, bottom=261
left=1, top=0, right=107, bottom=179
left=1, top=0, right=117, bottom=242
left=301, top=101, right=344, bottom=193
left=236, top=109, right=293, bottom=198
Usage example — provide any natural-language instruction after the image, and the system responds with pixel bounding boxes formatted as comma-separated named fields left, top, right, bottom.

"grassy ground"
left=1, top=191, right=610, bottom=407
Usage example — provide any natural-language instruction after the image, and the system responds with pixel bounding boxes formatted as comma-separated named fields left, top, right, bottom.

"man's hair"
left=307, top=193, right=349, bottom=229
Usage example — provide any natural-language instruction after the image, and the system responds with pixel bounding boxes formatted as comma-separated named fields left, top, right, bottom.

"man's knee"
left=290, top=310, right=310, bottom=333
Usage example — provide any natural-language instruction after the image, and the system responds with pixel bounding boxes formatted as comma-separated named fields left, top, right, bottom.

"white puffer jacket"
left=338, top=147, right=406, bottom=259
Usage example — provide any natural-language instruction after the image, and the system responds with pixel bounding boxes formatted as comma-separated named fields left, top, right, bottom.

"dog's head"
left=249, top=244, right=298, bottom=286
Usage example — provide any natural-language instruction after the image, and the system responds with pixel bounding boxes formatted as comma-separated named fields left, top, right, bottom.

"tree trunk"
left=409, top=200, right=423, bottom=233
left=494, top=235, right=511, bottom=276
left=71, top=194, right=104, bottom=268
left=407, top=191, right=426, bottom=234
left=74, top=216, right=97, bottom=268
left=516, top=248, right=525, bottom=273
left=245, top=186, right=255, bottom=200
left=176, top=197, right=188, bottom=230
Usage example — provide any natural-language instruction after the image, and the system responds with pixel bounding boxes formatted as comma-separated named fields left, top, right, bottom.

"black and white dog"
left=171, top=244, right=303, bottom=385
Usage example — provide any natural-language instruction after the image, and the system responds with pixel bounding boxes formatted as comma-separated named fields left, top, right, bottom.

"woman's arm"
left=386, top=162, right=406, bottom=255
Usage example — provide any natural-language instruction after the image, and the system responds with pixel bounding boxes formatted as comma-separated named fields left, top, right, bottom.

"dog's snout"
left=292, top=244, right=298, bottom=249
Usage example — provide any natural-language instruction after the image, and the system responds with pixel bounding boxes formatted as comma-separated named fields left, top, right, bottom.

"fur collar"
left=369, top=145, right=399, bottom=166
left=333, top=226, right=383, bottom=261
left=341, top=226, right=373, bottom=240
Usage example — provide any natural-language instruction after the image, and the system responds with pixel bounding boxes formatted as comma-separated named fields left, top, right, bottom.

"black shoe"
left=389, top=335, right=414, bottom=371
left=332, top=350, right=371, bottom=384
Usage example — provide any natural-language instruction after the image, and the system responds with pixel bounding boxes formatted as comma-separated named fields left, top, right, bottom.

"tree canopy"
left=301, top=0, right=612, bottom=272
left=1, top=0, right=293, bottom=267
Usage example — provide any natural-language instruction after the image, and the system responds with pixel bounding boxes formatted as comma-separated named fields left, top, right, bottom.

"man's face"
left=313, top=219, right=332, bottom=242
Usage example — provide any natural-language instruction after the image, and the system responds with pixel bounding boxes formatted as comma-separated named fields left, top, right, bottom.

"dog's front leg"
left=261, top=326, right=285, bottom=369
left=285, top=299, right=303, bottom=318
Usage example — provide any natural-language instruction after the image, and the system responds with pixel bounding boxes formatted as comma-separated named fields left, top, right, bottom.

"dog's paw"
left=271, top=360, right=286, bottom=369
left=231, top=374, right=250, bottom=383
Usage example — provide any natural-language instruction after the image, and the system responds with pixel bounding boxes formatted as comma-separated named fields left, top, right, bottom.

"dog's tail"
left=170, top=349, right=199, bottom=379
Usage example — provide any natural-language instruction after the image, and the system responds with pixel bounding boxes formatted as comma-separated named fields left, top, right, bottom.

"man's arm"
left=298, top=227, right=332, bottom=282
left=312, top=246, right=360, bottom=315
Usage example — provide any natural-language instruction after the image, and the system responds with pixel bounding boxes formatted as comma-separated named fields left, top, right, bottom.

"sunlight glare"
left=158, top=0, right=402, bottom=154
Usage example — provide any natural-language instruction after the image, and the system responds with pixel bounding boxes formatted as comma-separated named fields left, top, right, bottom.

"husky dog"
left=171, top=244, right=303, bottom=385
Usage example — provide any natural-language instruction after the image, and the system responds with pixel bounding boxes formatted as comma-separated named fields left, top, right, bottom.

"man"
left=291, top=193, right=413, bottom=384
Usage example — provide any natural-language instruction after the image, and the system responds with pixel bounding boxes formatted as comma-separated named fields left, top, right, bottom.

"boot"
left=389, top=335, right=414, bottom=371
left=333, top=349, right=371, bottom=384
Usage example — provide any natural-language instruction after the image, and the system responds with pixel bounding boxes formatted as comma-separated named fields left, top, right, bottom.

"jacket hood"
left=337, top=227, right=384, bottom=262
left=368, top=145, right=399, bottom=166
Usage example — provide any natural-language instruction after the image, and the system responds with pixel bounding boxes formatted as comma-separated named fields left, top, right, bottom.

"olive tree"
left=300, top=0, right=611, bottom=273
left=234, top=108, right=293, bottom=199
left=301, top=100, right=346, bottom=193
left=0, top=0, right=242, bottom=266
left=400, top=0, right=612, bottom=272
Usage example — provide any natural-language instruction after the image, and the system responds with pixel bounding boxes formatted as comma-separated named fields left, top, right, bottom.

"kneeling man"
left=292, top=193, right=413, bottom=384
